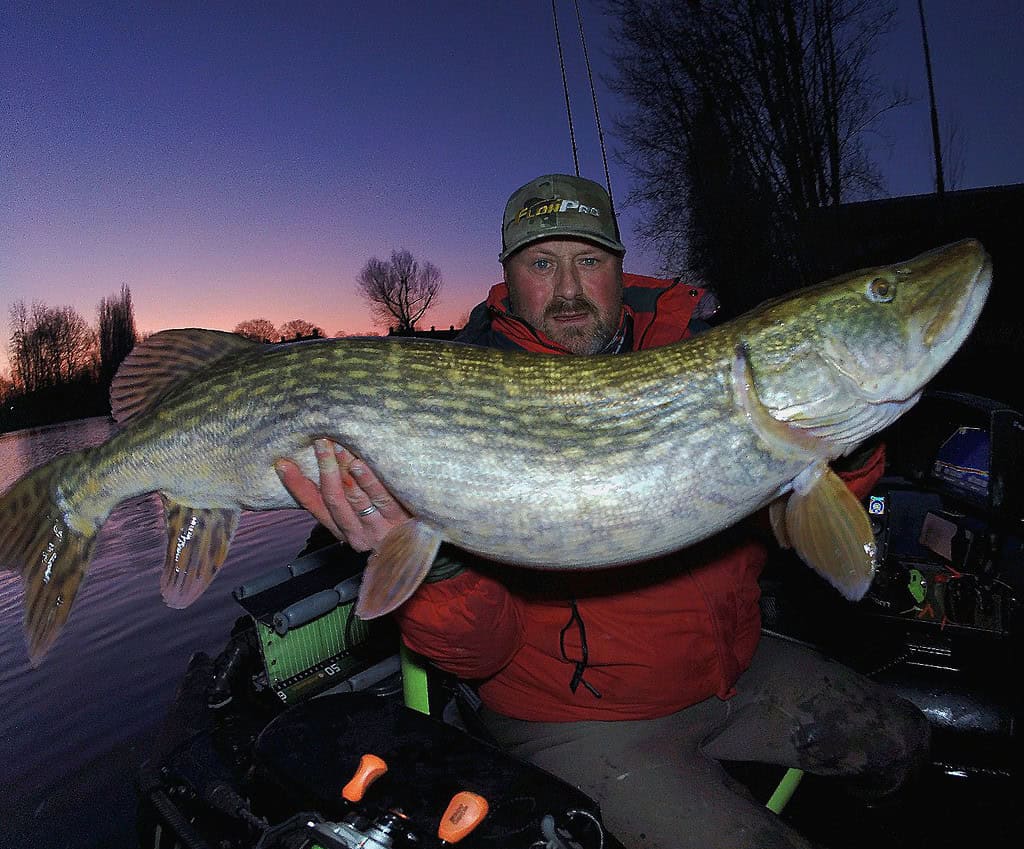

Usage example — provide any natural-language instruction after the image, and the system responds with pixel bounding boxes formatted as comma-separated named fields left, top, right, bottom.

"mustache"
left=545, top=297, right=599, bottom=319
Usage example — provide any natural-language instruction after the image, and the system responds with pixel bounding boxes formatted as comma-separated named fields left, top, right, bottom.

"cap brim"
left=499, top=231, right=627, bottom=263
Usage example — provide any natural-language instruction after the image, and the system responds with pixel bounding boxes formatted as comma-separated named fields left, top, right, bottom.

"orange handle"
left=341, top=753, right=388, bottom=802
left=438, top=790, right=489, bottom=843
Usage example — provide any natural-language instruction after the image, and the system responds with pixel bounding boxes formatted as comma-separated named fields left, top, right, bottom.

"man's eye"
left=533, top=258, right=551, bottom=269
left=580, top=257, right=598, bottom=266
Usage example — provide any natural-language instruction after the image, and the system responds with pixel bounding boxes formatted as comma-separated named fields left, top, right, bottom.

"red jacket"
left=394, top=275, right=884, bottom=721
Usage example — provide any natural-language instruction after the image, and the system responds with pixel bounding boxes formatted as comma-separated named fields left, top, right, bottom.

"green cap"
left=499, top=174, right=626, bottom=262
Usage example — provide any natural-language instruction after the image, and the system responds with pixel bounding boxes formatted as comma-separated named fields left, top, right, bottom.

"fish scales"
left=74, top=335, right=768, bottom=566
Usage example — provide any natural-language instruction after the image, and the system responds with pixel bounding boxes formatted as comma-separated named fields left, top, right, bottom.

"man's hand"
left=275, top=439, right=410, bottom=551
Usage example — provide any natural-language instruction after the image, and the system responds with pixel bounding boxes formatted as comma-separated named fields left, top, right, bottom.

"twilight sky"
left=3, top=0, right=1022, bottom=375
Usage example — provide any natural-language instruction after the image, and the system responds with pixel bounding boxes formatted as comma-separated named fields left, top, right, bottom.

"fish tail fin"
left=0, top=454, right=100, bottom=664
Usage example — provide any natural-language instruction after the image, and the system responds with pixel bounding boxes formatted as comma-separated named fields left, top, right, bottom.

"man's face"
left=504, top=238, right=623, bottom=354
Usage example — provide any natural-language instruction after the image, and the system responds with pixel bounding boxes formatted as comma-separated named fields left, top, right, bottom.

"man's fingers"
left=277, top=440, right=408, bottom=552
left=314, top=441, right=376, bottom=550
left=316, top=443, right=348, bottom=516
left=315, top=438, right=345, bottom=507
left=274, top=458, right=344, bottom=539
left=349, top=459, right=410, bottom=522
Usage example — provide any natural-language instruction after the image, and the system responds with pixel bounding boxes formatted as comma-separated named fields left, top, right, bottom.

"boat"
left=138, top=391, right=1024, bottom=849
left=136, top=535, right=627, bottom=849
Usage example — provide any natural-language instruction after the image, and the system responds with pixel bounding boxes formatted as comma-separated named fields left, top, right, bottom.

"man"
left=275, top=174, right=929, bottom=849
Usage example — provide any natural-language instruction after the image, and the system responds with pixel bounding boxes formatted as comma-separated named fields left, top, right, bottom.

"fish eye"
left=866, top=276, right=896, bottom=303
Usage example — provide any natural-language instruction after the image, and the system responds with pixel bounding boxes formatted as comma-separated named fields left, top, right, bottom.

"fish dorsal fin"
left=355, top=519, right=443, bottom=619
left=778, top=462, right=877, bottom=601
left=160, top=496, right=241, bottom=609
left=111, top=329, right=261, bottom=426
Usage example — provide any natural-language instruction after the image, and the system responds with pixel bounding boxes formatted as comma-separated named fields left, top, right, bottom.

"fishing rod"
left=551, top=0, right=615, bottom=216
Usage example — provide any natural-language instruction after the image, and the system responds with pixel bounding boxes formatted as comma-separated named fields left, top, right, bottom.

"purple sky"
left=3, top=1, right=1022, bottom=375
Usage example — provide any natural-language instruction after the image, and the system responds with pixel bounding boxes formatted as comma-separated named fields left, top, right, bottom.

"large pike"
left=1, top=240, right=991, bottom=662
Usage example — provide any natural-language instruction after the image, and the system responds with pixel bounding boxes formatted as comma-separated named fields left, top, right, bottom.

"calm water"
left=0, top=418, right=319, bottom=848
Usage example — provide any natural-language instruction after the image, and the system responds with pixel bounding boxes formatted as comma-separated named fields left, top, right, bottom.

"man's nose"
left=553, top=262, right=583, bottom=299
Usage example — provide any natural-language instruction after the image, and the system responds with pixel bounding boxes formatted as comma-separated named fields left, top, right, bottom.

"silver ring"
left=357, top=504, right=378, bottom=517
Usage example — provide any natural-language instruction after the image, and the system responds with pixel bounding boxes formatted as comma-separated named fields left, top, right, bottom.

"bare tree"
left=98, top=283, right=137, bottom=387
left=234, top=318, right=280, bottom=343
left=8, top=301, right=34, bottom=392
left=7, top=301, right=97, bottom=392
left=279, top=318, right=324, bottom=340
left=42, top=305, right=97, bottom=385
left=356, top=249, right=443, bottom=333
left=606, top=0, right=905, bottom=314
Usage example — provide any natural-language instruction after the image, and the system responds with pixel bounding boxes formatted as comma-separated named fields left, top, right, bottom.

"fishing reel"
left=259, top=805, right=608, bottom=849
left=246, top=753, right=608, bottom=849
left=256, top=809, right=607, bottom=849
left=530, top=809, right=607, bottom=849
left=253, top=805, right=461, bottom=849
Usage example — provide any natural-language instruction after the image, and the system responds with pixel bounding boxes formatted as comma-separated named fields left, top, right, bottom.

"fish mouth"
left=852, top=239, right=990, bottom=405
left=915, top=239, right=992, bottom=350
left=921, top=246, right=991, bottom=350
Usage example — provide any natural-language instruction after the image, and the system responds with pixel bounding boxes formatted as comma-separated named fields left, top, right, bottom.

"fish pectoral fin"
left=160, top=497, right=240, bottom=609
left=732, top=344, right=835, bottom=462
left=782, top=463, right=877, bottom=601
left=769, top=499, right=791, bottom=549
left=355, top=519, right=443, bottom=619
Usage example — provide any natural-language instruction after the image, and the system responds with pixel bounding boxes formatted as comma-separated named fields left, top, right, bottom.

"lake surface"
left=0, top=418, right=320, bottom=848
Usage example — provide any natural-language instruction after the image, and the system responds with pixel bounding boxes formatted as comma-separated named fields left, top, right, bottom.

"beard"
left=540, top=297, right=619, bottom=354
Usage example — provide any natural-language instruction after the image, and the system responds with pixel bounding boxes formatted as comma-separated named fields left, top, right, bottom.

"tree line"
left=233, top=317, right=326, bottom=343
left=0, top=289, right=339, bottom=433
left=2, top=285, right=138, bottom=432
left=1, top=248, right=447, bottom=433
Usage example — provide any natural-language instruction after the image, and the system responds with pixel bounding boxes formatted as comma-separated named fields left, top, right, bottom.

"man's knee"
left=794, top=677, right=930, bottom=795
left=848, top=693, right=930, bottom=798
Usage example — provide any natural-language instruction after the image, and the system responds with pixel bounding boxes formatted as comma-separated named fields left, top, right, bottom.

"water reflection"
left=0, top=418, right=318, bottom=843
left=0, top=417, right=115, bottom=492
